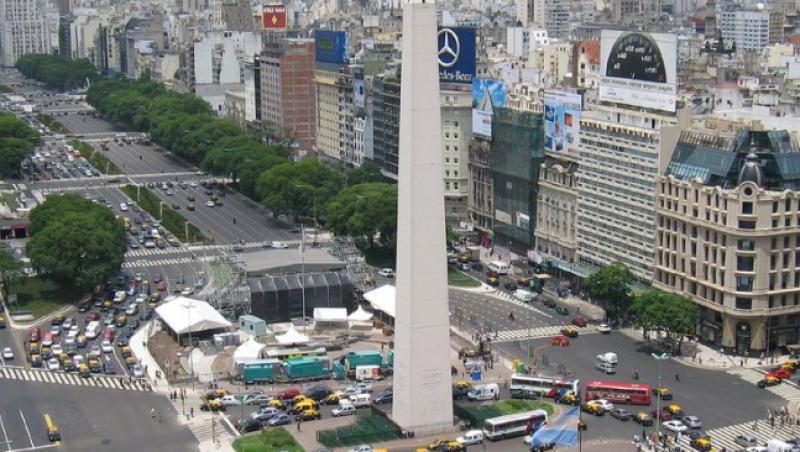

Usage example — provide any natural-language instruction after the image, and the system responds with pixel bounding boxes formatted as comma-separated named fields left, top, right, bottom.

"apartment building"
left=0, top=0, right=51, bottom=66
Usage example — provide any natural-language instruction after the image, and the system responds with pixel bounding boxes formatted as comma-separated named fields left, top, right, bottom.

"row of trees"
left=584, top=262, right=698, bottom=353
left=87, top=77, right=397, bottom=249
left=0, top=112, right=40, bottom=178
left=15, top=54, right=96, bottom=91
left=26, top=194, right=127, bottom=291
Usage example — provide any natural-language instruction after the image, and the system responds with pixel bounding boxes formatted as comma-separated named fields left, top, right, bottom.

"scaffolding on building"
left=328, top=236, right=373, bottom=290
left=203, top=244, right=251, bottom=320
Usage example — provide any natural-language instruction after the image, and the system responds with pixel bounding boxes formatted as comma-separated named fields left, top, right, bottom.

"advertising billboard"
left=471, top=78, right=506, bottom=138
left=544, top=90, right=582, bottom=155
left=262, top=4, right=287, bottom=30
left=353, top=79, right=365, bottom=108
left=599, top=30, right=677, bottom=112
left=315, top=30, right=349, bottom=65
left=438, top=27, right=476, bottom=84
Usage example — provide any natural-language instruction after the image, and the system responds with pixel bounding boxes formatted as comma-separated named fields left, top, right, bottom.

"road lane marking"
left=18, top=411, right=33, bottom=449
left=0, top=412, right=11, bottom=451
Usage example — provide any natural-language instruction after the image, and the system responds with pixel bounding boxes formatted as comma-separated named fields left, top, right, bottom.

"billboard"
left=544, top=90, right=582, bottom=155
left=353, top=79, right=365, bottom=108
left=315, top=30, right=349, bottom=65
left=599, top=30, right=677, bottom=112
left=262, top=4, right=287, bottom=30
left=438, top=27, right=476, bottom=84
left=471, top=78, right=506, bottom=138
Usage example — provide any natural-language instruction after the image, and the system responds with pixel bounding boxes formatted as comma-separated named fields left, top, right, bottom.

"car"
left=757, top=376, right=782, bottom=388
left=2, top=347, right=13, bottom=360
left=332, top=403, right=357, bottom=417
left=373, top=390, right=393, bottom=405
left=218, top=395, right=243, bottom=406
left=181, top=287, right=194, bottom=296
left=572, top=317, right=588, bottom=327
left=633, top=412, right=654, bottom=426
left=187, top=203, right=195, bottom=210
left=662, top=420, right=689, bottom=433
left=205, top=200, right=214, bottom=208
left=486, top=275, right=499, bottom=286
left=249, top=406, right=280, bottom=420
left=277, top=388, right=302, bottom=400
left=51, top=344, right=63, bottom=356
left=305, top=386, right=332, bottom=401
left=42, top=332, right=53, bottom=347
left=101, top=340, right=113, bottom=353
left=456, top=430, right=484, bottom=446
left=50, top=325, right=61, bottom=336
left=238, top=418, right=268, bottom=433
left=554, top=305, right=569, bottom=315
left=272, top=241, right=289, bottom=249
left=295, top=409, right=321, bottom=422
left=651, top=387, right=673, bottom=400
left=131, top=364, right=145, bottom=378
left=592, top=399, right=614, bottom=411
left=51, top=314, right=65, bottom=326
left=187, top=195, right=195, bottom=202
left=734, top=435, right=760, bottom=448
left=78, top=302, right=91, bottom=313
left=682, top=415, right=702, bottom=429
left=119, top=203, right=128, bottom=211
left=768, top=368, right=792, bottom=380
left=581, top=402, right=605, bottom=416
left=609, top=408, right=632, bottom=421
left=503, top=282, right=518, bottom=291
left=560, top=326, right=578, bottom=338
left=543, top=298, right=556, bottom=308
left=85, top=312, right=100, bottom=322
left=268, top=414, right=291, bottom=426
left=46, top=357, right=60, bottom=370
left=125, top=304, right=138, bottom=316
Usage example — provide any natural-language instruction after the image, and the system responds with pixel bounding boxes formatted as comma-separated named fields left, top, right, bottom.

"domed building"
left=656, top=129, right=800, bottom=355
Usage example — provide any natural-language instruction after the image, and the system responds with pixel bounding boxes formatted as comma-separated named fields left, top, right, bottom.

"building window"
left=738, top=239, right=755, bottom=251
left=774, top=201, right=779, bottom=213
left=735, top=297, right=752, bottom=310
left=772, top=238, right=778, bottom=250
left=739, top=220, right=756, bottom=229
left=736, top=276, right=753, bottom=292
left=737, top=256, right=754, bottom=271
left=742, top=202, right=753, bottom=214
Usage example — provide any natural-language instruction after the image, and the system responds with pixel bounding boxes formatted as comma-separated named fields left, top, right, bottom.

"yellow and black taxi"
left=30, top=353, right=43, bottom=368
left=121, top=346, right=133, bottom=358
left=560, top=326, right=579, bottom=338
left=40, top=346, right=52, bottom=360
left=323, top=392, right=342, bottom=405
left=29, top=341, right=40, bottom=355
left=291, top=399, right=319, bottom=414
left=124, top=356, right=137, bottom=368
left=427, top=439, right=466, bottom=452
left=200, top=398, right=225, bottom=411
left=557, top=391, right=580, bottom=405
left=757, top=375, right=782, bottom=388
left=486, top=275, right=499, bottom=286
left=690, top=435, right=713, bottom=452
left=88, top=358, right=102, bottom=373
left=294, top=408, right=321, bottom=422
left=454, top=380, right=472, bottom=390
left=77, top=363, right=91, bottom=378
left=60, top=354, right=75, bottom=372
left=0, top=315, right=6, bottom=328
left=781, top=360, right=800, bottom=371
left=633, top=412, right=654, bottom=426
left=204, top=388, right=227, bottom=400
left=267, top=398, right=287, bottom=410
left=292, top=394, right=311, bottom=405
left=44, top=414, right=60, bottom=442
left=651, top=386, right=673, bottom=400
left=517, top=277, right=531, bottom=287
left=115, top=315, right=127, bottom=327
left=581, top=401, right=605, bottom=416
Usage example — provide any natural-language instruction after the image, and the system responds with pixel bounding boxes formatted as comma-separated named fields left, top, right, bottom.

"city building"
left=468, top=136, right=493, bottom=232
left=506, top=27, right=550, bottom=59
left=719, top=7, right=775, bottom=52
left=260, top=38, right=316, bottom=150
left=371, top=74, right=401, bottom=177
left=314, top=62, right=354, bottom=164
left=575, top=40, right=600, bottom=90
left=441, top=88, right=472, bottom=224
left=535, top=154, right=579, bottom=268
left=655, top=129, right=800, bottom=354
left=516, top=0, right=542, bottom=28
left=0, top=0, right=52, bottom=66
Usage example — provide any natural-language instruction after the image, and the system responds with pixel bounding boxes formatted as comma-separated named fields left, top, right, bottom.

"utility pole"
left=301, top=223, right=306, bottom=332
left=652, top=352, right=669, bottom=446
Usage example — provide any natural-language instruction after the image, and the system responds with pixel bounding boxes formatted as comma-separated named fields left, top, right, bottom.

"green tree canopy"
left=0, top=248, right=20, bottom=295
left=257, top=158, right=343, bottom=222
left=0, top=112, right=39, bottom=177
left=346, top=162, right=385, bottom=186
left=584, top=261, right=635, bottom=321
left=15, top=54, right=96, bottom=90
left=26, top=195, right=126, bottom=291
left=325, top=183, right=397, bottom=248
left=631, top=290, right=698, bottom=353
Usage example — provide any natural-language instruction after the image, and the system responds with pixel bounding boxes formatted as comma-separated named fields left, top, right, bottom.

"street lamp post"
left=300, top=223, right=306, bottom=333
left=652, top=352, right=669, bottom=447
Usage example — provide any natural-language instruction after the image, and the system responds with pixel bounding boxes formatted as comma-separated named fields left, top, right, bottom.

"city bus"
left=483, top=409, right=549, bottom=441
left=584, top=380, right=652, bottom=405
left=509, top=373, right=580, bottom=399
left=265, top=347, right=326, bottom=362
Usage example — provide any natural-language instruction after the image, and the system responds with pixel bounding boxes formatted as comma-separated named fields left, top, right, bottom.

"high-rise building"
left=468, top=137, right=493, bottom=232
left=655, top=129, right=800, bottom=355
left=261, top=38, right=316, bottom=150
left=720, top=7, right=776, bottom=51
left=0, top=0, right=51, bottom=67
left=371, top=74, right=401, bottom=177
left=441, top=88, right=472, bottom=224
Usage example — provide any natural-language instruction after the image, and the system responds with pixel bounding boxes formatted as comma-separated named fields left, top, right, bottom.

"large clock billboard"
left=599, top=30, right=677, bottom=112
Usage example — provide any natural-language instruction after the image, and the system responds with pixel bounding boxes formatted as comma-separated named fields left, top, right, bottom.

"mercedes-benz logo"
left=438, top=28, right=460, bottom=68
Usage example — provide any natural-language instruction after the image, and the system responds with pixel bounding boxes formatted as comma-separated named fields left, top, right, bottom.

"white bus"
left=509, top=373, right=580, bottom=399
left=483, top=409, right=548, bottom=441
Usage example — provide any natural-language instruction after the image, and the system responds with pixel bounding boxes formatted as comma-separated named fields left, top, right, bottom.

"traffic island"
left=120, top=184, right=209, bottom=244
left=316, top=411, right=402, bottom=448
left=69, top=139, right=121, bottom=174
left=36, top=113, right=69, bottom=134
left=234, top=428, right=302, bottom=452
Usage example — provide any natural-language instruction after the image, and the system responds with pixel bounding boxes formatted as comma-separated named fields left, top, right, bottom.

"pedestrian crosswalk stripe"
left=0, top=367, right=149, bottom=391
left=677, top=417, right=799, bottom=451
left=727, top=368, right=800, bottom=401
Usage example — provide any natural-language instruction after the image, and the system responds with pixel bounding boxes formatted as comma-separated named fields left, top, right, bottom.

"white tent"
left=313, top=307, right=348, bottom=323
left=155, top=296, right=232, bottom=335
left=233, top=338, right=265, bottom=366
left=347, top=306, right=373, bottom=322
left=275, top=325, right=310, bottom=345
left=364, top=284, right=395, bottom=319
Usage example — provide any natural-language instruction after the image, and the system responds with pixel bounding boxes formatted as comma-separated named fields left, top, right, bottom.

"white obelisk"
left=391, top=0, right=454, bottom=435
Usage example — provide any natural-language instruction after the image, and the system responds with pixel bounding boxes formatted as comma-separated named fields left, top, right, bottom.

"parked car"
left=268, top=414, right=291, bottom=426
left=609, top=409, right=632, bottom=421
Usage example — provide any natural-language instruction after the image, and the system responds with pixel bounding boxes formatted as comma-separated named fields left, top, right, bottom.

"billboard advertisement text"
left=262, top=4, right=287, bottom=30
left=599, top=30, right=677, bottom=112
left=472, top=78, right=506, bottom=138
left=544, top=90, right=582, bottom=155
left=438, top=27, right=476, bottom=84
left=315, top=30, right=349, bottom=65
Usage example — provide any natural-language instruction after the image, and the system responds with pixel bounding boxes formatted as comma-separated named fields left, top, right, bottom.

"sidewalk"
left=130, top=322, right=237, bottom=452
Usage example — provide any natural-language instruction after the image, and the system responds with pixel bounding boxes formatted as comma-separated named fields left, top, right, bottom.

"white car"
left=271, top=241, right=288, bottom=249
left=735, top=435, right=760, bottom=448
left=592, top=399, right=614, bottom=411
left=377, top=268, right=394, bottom=278
left=47, top=357, right=60, bottom=370
left=745, top=447, right=767, bottom=452
left=332, top=403, right=357, bottom=417
left=598, top=324, right=611, bottom=334
left=205, top=200, right=214, bottom=208
left=662, top=420, right=689, bottom=433
left=2, top=347, right=13, bottom=360
left=101, top=340, right=113, bottom=353
left=120, top=203, right=128, bottom=211
left=51, top=344, right=63, bottom=355
left=135, top=294, right=146, bottom=304
left=219, top=395, right=243, bottom=406
left=50, top=325, right=61, bottom=336
left=181, top=287, right=194, bottom=296
left=348, top=446, right=373, bottom=452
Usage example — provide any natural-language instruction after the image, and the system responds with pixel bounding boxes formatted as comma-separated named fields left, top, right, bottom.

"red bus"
left=584, top=381, right=652, bottom=405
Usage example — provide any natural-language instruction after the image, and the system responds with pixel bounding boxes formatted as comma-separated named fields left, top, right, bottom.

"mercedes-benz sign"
left=437, top=27, right=475, bottom=84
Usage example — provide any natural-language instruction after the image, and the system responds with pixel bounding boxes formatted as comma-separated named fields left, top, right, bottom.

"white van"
left=596, top=352, right=618, bottom=365
left=349, top=393, right=371, bottom=407
left=513, top=289, right=537, bottom=303
left=456, top=430, right=484, bottom=446
left=355, top=365, right=381, bottom=381
left=467, top=383, right=500, bottom=401
left=767, top=439, right=796, bottom=452
left=488, top=261, right=509, bottom=275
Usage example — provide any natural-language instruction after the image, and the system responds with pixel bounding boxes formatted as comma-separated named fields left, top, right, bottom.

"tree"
left=0, top=248, right=20, bottom=295
left=631, top=290, right=698, bottom=354
left=15, top=54, right=96, bottom=90
left=256, top=159, right=343, bottom=222
left=346, top=162, right=385, bottom=186
left=27, top=196, right=127, bottom=291
left=325, top=183, right=397, bottom=248
left=0, top=112, right=39, bottom=177
left=584, top=261, right=635, bottom=322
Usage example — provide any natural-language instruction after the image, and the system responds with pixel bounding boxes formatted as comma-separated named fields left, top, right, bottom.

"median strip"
left=120, top=184, right=209, bottom=245
left=36, top=113, right=69, bottom=134
left=68, top=139, right=122, bottom=175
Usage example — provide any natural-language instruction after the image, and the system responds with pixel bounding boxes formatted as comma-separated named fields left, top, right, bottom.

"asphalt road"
left=450, top=290, right=569, bottom=334
left=55, top=114, right=116, bottom=135
left=101, top=139, right=196, bottom=176
left=0, top=378, right=195, bottom=452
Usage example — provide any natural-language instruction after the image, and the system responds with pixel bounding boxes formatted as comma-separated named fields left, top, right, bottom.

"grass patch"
left=457, top=399, right=555, bottom=428
left=448, top=266, right=481, bottom=287
left=8, top=276, right=81, bottom=319
left=69, top=139, right=121, bottom=175
left=0, top=84, right=12, bottom=93
left=318, top=413, right=401, bottom=448
left=36, top=113, right=69, bottom=134
left=233, top=428, right=303, bottom=452
left=364, top=246, right=395, bottom=268
left=120, top=184, right=209, bottom=244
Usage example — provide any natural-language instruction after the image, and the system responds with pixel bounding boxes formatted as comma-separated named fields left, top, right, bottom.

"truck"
left=355, top=365, right=381, bottom=381
left=345, top=350, right=383, bottom=371
left=242, top=361, right=279, bottom=384
left=284, top=358, right=329, bottom=381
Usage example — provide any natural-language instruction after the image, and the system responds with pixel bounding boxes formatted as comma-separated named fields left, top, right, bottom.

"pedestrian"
left=642, top=429, right=646, bottom=440
left=297, top=420, right=301, bottom=432
left=190, top=407, right=194, bottom=418
left=151, top=408, right=156, bottom=420
left=633, top=434, right=640, bottom=444
left=675, top=373, right=680, bottom=382
left=740, top=359, right=744, bottom=367
left=752, top=420, right=759, bottom=431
